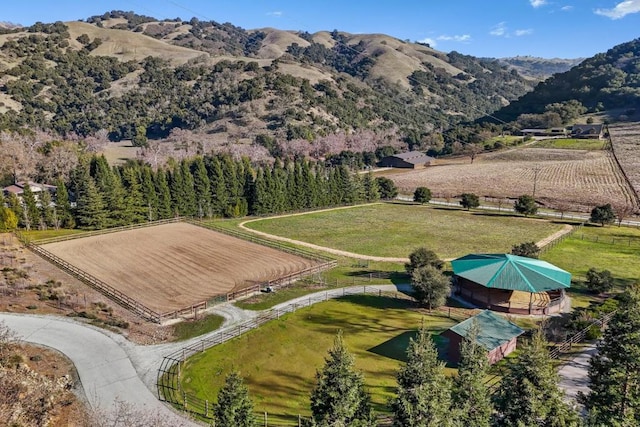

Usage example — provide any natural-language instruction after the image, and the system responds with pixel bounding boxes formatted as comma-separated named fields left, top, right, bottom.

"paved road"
left=1, top=283, right=593, bottom=424
left=0, top=313, right=199, bottom=426
left=397, top=196, right=640, bottom=227
left=558, top=344, right=597, bottom=404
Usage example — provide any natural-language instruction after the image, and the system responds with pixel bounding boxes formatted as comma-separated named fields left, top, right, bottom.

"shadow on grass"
left=368, top=331, right=450, bottom=364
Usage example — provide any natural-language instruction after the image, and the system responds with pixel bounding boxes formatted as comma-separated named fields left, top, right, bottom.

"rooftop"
left=451, top=253, right=571, bottom=293
left=447, top=310, right=524, bottom=351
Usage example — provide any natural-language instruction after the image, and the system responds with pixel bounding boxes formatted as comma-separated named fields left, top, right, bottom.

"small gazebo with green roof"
left=451, top=254, right=571, bottom=315
left=441, top=310, right=525, bottom=365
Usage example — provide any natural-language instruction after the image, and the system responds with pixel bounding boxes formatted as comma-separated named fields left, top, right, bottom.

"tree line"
left=1, top=155, right=399, bottom=231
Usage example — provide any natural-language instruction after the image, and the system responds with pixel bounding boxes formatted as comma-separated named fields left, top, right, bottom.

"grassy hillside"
left=0, top=11, right=533, bottom=149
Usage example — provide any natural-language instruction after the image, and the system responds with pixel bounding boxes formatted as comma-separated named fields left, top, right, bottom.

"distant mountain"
left=496, top=56, right=584, bottom=80
left=491, top=38, right=640, bottom=123
left=0, top=10, right=534, bottom=148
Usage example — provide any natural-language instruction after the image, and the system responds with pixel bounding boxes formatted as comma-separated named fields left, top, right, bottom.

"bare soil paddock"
left=384, top=147, right=636, bottom=212
left=41, top=223, right=317, bottom=313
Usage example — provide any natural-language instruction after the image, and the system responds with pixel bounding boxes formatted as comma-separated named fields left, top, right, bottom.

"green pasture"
left=243, top=204, right=564, bottom=259
left=532, top=138, right=606, bottom=150
left=180, top=295, right=457, bottom=422
left=542, top=224, right=640, bottom=306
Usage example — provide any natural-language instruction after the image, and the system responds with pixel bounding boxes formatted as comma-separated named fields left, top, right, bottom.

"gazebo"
left=451, top=254, right=571, bottom=315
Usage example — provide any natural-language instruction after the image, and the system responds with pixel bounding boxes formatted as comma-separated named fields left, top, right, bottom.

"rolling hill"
left=0, top=10, right=533, bottom=147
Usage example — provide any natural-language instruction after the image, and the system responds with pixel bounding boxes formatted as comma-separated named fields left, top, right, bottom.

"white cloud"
left=595, top=0, right=640, bottom=19
left=530, top=0, right=547, bottom=7
left=418, top=37, right=437, bottom=47
left=490, top=22, right=507, bottom=36
left=515, top=29, right=533, bottom=36
left=266, top=11, right=283, bottom=17
left=437, top=34, right=472, bottom=42
left=561, top=5, right=574, bottom=11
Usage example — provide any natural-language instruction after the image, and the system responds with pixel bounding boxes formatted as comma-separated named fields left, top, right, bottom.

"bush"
left=413, top=187, right=432, bottom=204
left=585, top=268, right=614, bottom=293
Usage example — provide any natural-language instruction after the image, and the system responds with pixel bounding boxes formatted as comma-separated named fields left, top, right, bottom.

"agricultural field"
left=531, top=138, right=607, bottom=150
left=381, top=147, right=636, bottom=212
left=41, top=223, right=318, bottom=313
left=180, top=295, right=458, bottom=422
left=609, top=122, right=640, bottom=206
left=243, top=203, right=564, bottom=259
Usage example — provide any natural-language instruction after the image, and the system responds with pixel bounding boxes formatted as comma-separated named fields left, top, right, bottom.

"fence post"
left=205, top=399, right=209, bottom=417
left=183, top=392, right=187, bottom=410
left=299, top=414, right=302, bottom=426
left=264, top=411, right=268, bottom=427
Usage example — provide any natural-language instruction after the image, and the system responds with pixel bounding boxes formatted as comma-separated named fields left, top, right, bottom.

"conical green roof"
left=451, top=254, right=571, bottom=292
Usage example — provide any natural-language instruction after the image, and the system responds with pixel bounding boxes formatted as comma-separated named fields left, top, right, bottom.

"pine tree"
left=213, top=371, right=255, bottom=427
left=192, top=157, right=212, bottom=218
left=363, top=172, right=380, bottom=202
left=75, top=163, right=107, bottom=230
left=451, top=320, right=492, bottom=427
left=581, top=284, right=640, bottom=425
left=493, top=329, right=579, bottom=426
left=39, top=189, right=54, bottom=229
left=207, top=156, right=228, bottom=217
left=391, top=323, right=452, bottom=427
left=154, top=169, right=173, bottom=219
left=6, top=193, right=23, bottom=228
left=141, top=166, right=159, bottom=221
left=54, top=178, right=74, bottom=228
left=92, top=157, right=126, bottom=226
left=310, top=331, right=375, bottom=427
left=121, top=167, right=146, bottom=224
left=180, top=160, right=197, bottom=217
left=21, top=184, right=39, bottom=230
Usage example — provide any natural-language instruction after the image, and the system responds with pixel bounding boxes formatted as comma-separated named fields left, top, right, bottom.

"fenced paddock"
left=31, top=221, right=334, bottom=323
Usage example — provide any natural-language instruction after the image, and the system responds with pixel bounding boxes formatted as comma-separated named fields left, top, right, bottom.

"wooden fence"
left=157, top=285, right=461, bottom=425
left=20, top=217, right=337, bottom=324
left=27, top=243, right=164, bottom=323
left=485, top=309, right=617, bottom=396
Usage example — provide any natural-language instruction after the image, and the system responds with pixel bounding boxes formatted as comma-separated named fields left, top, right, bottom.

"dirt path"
left=240, top=208, right=575, bottom=263
left=239, top=204, right=410, bottom=263
left=535, top=223, right=574, bottom=248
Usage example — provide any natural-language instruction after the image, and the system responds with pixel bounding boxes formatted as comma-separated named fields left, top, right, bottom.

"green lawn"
left=532, top=138, right=606, bottom=150
left=180, top=295, right=457, bottom=422
left=243, top=204, right=564, bottom=259
left=171, top=314, right=225, bottom=341
left=542, top=224, right=640, bottom=307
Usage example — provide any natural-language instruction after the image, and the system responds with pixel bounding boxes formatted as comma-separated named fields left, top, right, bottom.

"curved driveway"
left=0, top=283, right=592, bottom=423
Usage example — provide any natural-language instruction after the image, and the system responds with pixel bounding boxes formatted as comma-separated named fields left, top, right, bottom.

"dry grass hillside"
left=65, top=21, right=204, bottom=65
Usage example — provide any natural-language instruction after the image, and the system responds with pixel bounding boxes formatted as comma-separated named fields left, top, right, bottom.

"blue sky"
left=2, top=0, right=639, bottom=58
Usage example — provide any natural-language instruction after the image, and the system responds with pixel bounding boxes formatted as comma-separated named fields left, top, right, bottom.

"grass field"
left=532, top=138, right=606, bottom=150
left=542, top=224, right=640, bottom=307
left=243, top=204, right=564, bottom=259
left=171, top=314, right=225, bottom=341
left=180, top=295, right=457, bottom=422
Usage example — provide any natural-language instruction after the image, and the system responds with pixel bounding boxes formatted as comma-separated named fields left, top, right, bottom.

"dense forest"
left=1, top=154, right=393, bottom=230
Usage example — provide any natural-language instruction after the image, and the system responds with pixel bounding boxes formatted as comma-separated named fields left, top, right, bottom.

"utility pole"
left=532, top=166, right=541, bottom=199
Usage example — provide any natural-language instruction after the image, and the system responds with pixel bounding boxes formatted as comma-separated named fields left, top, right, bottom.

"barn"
left=378, top=151, right=435, bottom=169
left=451, top=254, right=571, bottom=315
left=441, top=310, right=524, bottom=365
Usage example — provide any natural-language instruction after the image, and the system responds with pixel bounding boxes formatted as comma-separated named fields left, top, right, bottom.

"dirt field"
left=41, top=223, right=318, bottom=313
left=383, top=147, right=636, bottom=212
left=609, top=123, right=640, bottom=208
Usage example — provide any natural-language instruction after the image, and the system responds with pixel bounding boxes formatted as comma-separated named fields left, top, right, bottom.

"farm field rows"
left=180, top=295, right=457, bottom=422
left=381, top=147, right=635, bottom=212
left=609, top=123, right=640, bottom=208
left=41, top=223, right=317, bottom=313
left=243, top=203, right=564, bottom=259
